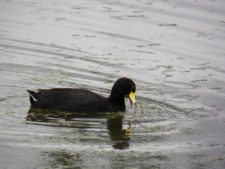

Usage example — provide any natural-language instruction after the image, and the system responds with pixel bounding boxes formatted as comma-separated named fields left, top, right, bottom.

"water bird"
left=27, top=77, right=136, bottom=113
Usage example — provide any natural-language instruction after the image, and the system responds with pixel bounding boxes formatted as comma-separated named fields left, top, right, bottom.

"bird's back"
left=28, top=88, right=109, bottom=112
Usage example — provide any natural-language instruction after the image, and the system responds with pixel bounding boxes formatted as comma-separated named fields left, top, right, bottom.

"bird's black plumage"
left=27, top=77, right=136, bottom=113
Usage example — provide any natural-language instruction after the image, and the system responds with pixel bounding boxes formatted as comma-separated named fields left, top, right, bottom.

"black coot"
left=27, top=77, right=136, bottom=113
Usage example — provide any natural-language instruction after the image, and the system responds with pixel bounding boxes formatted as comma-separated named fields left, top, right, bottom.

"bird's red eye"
left=131, top=86, right=136, bottom=93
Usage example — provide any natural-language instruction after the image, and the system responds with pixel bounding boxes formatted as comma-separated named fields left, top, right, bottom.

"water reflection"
left=107, top=116, right=131, bottom=149
left=43, top=151, right=83, bottom=169
left=27, top=108, right=131, bottom=150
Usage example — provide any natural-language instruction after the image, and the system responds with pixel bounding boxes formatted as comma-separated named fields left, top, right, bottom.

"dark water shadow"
left=42, top=150, right=83, bottom=169
left=26, top=108, right=131, bottom=150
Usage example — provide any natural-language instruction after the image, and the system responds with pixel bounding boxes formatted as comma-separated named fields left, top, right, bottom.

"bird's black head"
left=109, top=77, right=136, bottom=105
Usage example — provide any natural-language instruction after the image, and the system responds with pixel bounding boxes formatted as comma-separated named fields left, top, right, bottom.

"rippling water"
left=0, top=0, right=225, bottom=168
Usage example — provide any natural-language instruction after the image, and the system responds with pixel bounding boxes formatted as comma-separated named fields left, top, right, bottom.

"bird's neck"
left=108, top=94, right=125, bottom=111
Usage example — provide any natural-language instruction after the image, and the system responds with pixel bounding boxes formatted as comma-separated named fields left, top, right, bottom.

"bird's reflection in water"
left=107, top=117, right=131, bottom=149
left=26, top=108, right=131, bottom=150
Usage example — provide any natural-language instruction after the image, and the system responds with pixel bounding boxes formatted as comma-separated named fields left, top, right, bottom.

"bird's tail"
left=27, top=90, right=38, bottom=105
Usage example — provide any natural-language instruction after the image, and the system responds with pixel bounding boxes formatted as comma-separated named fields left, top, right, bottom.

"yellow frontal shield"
left=129, top=91, right=136, bottom=105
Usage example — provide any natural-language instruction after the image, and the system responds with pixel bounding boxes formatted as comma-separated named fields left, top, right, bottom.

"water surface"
left=0, top=0, right=225, bottom=168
